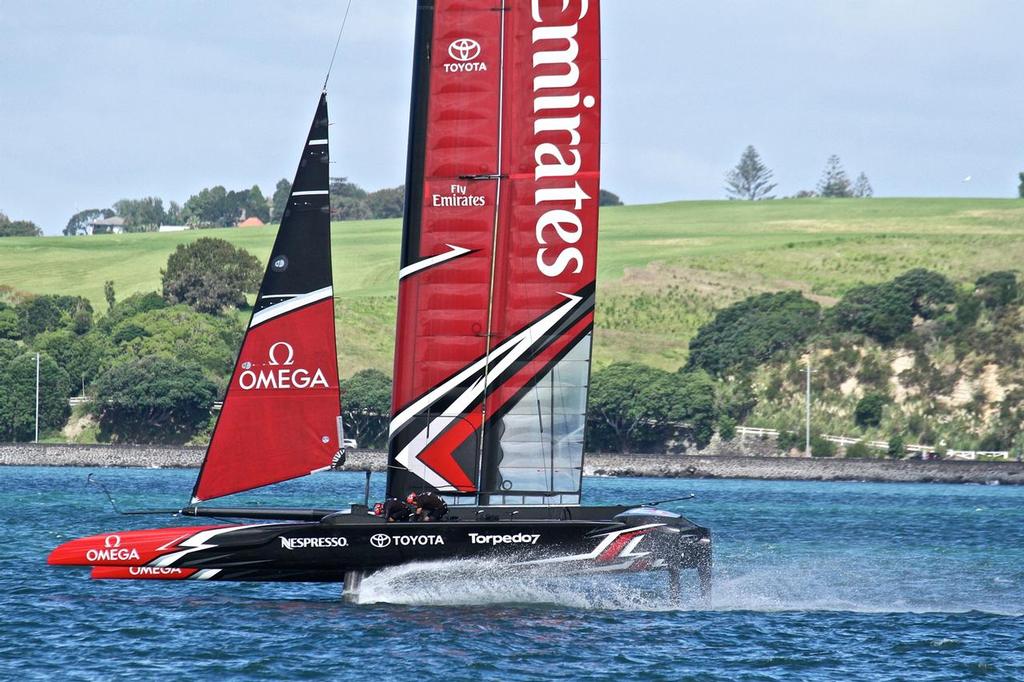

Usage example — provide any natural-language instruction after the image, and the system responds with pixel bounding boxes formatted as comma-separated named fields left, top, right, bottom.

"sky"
left=1, top=0, right=1022, bottom=235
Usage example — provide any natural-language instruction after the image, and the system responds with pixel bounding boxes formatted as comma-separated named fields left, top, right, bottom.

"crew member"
left=378, top=497, right=414, bottom=522
left=407, top=491, right=448, bottom=522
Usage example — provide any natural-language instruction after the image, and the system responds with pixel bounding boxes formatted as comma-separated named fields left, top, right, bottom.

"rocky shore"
left=3, top=443, right=1023, bottom=485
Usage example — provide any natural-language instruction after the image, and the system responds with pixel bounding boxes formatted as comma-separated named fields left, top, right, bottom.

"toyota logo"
left=370, top=534, right=391, bottom=548
left=448, top=38, right=481, bottom=62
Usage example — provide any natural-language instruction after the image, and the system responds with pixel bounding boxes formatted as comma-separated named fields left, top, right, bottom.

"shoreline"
left=3, top=444, right=1023, bottom=485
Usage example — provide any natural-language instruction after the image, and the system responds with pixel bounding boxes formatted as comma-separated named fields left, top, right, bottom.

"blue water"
left=2, top=467, right=1022, bottom=680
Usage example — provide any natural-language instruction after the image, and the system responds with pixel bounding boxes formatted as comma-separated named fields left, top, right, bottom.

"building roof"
left=89, top=216, right=125, bottom=227
left=237, top=217, right=265, bottom=228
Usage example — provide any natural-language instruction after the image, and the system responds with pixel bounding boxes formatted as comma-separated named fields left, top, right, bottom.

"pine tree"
left=853, top=172, right=874, bottom=198
left=817, top=155, right=853, bottom=198
left=724, top=145, right=777, bottom=200
left=1018, top=172, right=1023, bottom=198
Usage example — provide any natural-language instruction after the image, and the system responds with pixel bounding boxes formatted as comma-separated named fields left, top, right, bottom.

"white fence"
left=734, top=426, right=1011, bottom=461
left=65, top=398, right=1012, bottom=461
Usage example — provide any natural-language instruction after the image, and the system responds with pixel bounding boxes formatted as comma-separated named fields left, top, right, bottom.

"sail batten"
left=387, top=0, right=600, bottom=505
left=192, top=93, right=341, bottom=503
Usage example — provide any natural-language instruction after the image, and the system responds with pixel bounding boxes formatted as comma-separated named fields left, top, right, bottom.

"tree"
left=975, top=271, right=1018, bottom=309
left=90, top=356, right=217, bottom=444
left=637, top=370, right=719, bottom=450
left=0, top=302, right=20, bottom=340
left=98, top=291, right=167, bottom=332
left=854, top=393, right=888, bottom=428
left=1018, top=172, right=1023, bottom=199
left=341, top=369, right=392, bottom=448
left=33, top=329, right=114, bottom=394
left=271, top=178, right=291, bottom=222
left=0, top=215, right=43, bottom=237
left=182, top=186, right=232, bottom=227
left=853, top=172, right=873, bottom=198
left=0, top=352, right=71, bottom=441
left=599, top=189, right=624, bottom=206
left=892, top=268, right=956, bottom=319
left=104, top=281, right=116, bottom=311
left=817, top=155, right=853, bottom=197
left=831, top=269, right=955, bottom=343
left=244, top=185, right=270, bottom=222
left=161, top=238, right=261, bottom=314
left=365, top=186, right=406, bottom=219
left=0, top=339, right=20, bottom=369
left=587, top=363, right=668, bottom=452
left=113, top=197, right=166, bottom=231
left=15, top=295, right=93, bottom=339
left=687, top=291, right=821, bottom=376
left=330, top=177, right=371, bottom=220
left=724, top=145, right=777, bottom=200
left=64, top=208, right=114, bottom=236
left=116, top=305, right=243, bottom=380
left=165, top=201, right=184, bottom=225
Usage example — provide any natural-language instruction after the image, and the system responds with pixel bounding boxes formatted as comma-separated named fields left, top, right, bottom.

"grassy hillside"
left=2, top=198, right=1022, bottom=375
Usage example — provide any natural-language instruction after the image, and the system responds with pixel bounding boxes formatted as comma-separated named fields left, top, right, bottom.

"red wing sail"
left=387, top=0, right=600, bottom=505
left=192, top=93, right=341, bottom=503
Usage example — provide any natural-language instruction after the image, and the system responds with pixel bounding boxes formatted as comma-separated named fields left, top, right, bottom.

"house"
left=87, top=216, right=125, bottom=235
left=237, top=216, right=265, bottom=228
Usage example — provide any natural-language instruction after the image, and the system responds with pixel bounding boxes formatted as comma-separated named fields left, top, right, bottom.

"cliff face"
left=743, top=303, right=1024, bottom=454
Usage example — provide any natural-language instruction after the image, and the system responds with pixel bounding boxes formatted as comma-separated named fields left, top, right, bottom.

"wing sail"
left=387, top=0, right=601, bottom=506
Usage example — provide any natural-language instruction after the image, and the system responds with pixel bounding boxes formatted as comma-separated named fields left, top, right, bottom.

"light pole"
left=34, top=352, right=40, bottom=443
left=804, top=360, right=813, bottom=457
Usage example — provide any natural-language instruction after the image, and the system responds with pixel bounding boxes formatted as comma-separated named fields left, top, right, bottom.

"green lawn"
left=3, top=197, right=1022, bottom=374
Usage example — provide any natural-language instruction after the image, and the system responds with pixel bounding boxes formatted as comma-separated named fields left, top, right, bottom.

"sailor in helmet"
left=407, top=491, right=448, bottom=522
left=375, top=497, right=414, bottom=522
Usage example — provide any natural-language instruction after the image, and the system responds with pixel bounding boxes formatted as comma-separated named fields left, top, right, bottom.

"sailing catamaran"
left=49, top=0, right=712, bottom=600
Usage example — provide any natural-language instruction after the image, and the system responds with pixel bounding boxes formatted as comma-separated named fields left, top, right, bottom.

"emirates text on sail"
left=532, top=0, right=593, bottom=278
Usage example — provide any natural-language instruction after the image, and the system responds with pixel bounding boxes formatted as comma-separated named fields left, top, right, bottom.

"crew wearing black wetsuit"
left=381, top=498, right=414, bottom=522
left=408, top=491, right=448, bottom=522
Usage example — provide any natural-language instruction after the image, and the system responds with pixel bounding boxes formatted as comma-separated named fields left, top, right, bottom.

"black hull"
left=52, top=505, right=712, bottom=598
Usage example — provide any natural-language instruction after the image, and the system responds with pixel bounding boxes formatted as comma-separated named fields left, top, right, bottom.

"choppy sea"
left=2, top=466, right=1022, bottom=680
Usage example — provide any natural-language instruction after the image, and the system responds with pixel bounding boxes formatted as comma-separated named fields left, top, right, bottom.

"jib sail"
left=387, top=0, right=601, bottom=505
left=192, top=93, right=342, bottom=503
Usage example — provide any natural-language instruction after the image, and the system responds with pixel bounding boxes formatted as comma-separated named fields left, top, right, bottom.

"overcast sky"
left=1, top=1, right=1022, bottom=234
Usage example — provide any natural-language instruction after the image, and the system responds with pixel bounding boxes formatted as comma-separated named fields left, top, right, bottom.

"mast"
left=387, top=0, right=601, bottom=506
left=191, top=93, right=342, bottom=503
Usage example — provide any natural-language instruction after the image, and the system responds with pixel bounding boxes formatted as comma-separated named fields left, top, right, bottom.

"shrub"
left=718, top=415, right=737, bottom=442
left=955, top=292, right=981, bottom=329
left=844, top=440, right=874, bottom=459
left=856, top=354, right=891, bottom=386
left=887, top=434, right=906, bottom=460
left=854, top=392, right=888, bottom=428
left=975, top=271, right=1018, bottom=309
left=776, top=429, right=801, bottom=453
left=831, top=269, right=955, bottom=343
left=810, top=433, right=836, bottom=458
